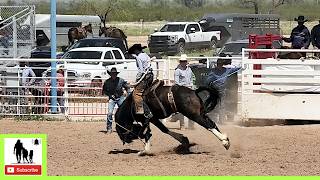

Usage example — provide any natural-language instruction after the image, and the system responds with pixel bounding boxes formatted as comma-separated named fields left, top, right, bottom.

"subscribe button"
left=5, top=165, right=42, bottom=176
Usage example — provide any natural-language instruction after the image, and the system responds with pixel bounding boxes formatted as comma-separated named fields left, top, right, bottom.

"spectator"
left=172, top=54, right=195, bottom=130
left=311, top=19, right=320, bottom=57
left=102, top=67, right=130, bottom=133
left=205, top=55, right=241, bottom=123
left=20, top=61, right=36, bottom=89
left=283, top=15, right=311, bottom=57
left=56, top=68, right=65, bottom=113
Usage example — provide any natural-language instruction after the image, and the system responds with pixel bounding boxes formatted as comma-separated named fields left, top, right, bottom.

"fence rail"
left=241, top=48, right=320, bottom=121
left=2, top=51, right=319, bottom=121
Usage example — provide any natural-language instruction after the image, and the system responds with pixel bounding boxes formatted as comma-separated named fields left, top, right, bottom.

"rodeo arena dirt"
left=2, top=6, right=320, bottom=176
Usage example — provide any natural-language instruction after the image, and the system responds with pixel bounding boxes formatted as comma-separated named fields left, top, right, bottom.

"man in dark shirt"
left=102, top=68, right=130, bottom=133
left=311, top=19, right=320, bottom=57
left=283, top=15, right=311, bottom=56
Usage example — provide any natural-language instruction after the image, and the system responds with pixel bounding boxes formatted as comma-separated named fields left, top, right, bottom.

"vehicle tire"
left=178, top=41, right=185, bottom=54
left=210, top=37, right=217, bottom=49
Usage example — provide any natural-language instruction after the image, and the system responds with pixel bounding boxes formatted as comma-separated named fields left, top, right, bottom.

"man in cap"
left=311, top=19, right=320, bottom=57
left=283, top=15, right=311, bottom=56
left=128, top=44, right=154, bottom=118
left=172, top=54, right=195, bottom=130
left=102, top=67, right=130, bottom=133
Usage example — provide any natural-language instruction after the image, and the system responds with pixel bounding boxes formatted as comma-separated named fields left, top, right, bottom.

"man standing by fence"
left=172, top=54, right=195, bottom=130
left=102, top=68, right=130, bottom=133
left=283, top=15, right=311, bottom=57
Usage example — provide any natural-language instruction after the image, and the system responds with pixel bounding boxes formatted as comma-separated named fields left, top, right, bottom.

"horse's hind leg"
left=152, top=119, right=189, bottom=146
left=188, top=114, right=230, bottom=150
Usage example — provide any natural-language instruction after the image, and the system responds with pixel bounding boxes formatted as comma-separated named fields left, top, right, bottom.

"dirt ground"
left=1, top=119, right=320, bottom=176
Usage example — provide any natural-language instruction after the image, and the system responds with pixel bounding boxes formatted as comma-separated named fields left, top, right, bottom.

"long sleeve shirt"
left=133, top=52, right=151, bottom=74
left=21, top=66, right=36, bottom=86
left=102, top=77, right=130, bottom=100
left=284, top=25, right=311, bottom=49
left=174, top=65, right=193, bottom=88
left=206, top=66, right=240, bottom=91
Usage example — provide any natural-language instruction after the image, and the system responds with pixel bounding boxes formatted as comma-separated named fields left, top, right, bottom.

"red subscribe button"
left=5, top=165, right=42, bottom=175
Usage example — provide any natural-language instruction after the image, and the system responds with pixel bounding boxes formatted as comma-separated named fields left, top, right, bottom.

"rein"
left=115, top=121, right=146, bottom=145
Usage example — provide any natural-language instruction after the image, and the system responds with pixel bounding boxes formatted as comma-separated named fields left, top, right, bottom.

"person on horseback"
left=128, top=44, right=154, bottom=119
left=283, top=15, right=311, bottom=57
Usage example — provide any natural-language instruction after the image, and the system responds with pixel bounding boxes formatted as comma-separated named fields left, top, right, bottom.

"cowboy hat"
left=179, top=54, right=188, bottom=61
left=107, top=67, right=120, bottom=75
left=294, top=15, right=308, bottom=23
left=128, top=44, right=147, bottom=54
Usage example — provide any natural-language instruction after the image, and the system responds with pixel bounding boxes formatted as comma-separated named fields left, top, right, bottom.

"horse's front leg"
left=205, top=115, right=230, bottom=150
left=138, top=126, right=153, bottom=156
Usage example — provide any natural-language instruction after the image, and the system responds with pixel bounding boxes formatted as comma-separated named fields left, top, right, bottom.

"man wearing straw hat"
left=102, top=67, right=130, bottom=133
left=283, top=15, right=311, bottom=56
left=172, top=54, right=195, bottom=130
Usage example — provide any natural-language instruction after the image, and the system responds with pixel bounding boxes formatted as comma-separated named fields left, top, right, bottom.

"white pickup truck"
left=42, top=47, right=158, bottom=86
left=148, top=22, right=221, bottom=55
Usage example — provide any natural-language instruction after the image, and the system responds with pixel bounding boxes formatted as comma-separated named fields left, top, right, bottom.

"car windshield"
left=160, top=24, right=185, bottom=32
left=62, top=51, right=102, bottom=65
left=219, top=43, right=248, bottom=55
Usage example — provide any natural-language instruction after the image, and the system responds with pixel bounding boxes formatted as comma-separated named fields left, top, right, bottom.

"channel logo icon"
left=6, top=167, right=14, bottom=173
left=4, top=138, right=43, bottom=176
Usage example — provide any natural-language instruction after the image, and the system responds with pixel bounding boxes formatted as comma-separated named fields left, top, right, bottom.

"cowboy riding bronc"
left=128, top=44, right=154, bottom=119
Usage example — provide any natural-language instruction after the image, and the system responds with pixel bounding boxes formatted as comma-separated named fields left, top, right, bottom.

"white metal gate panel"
left=241, top=48, right=320, bottom=121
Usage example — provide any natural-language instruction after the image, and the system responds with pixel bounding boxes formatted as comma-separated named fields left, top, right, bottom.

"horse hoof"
left=138, top=150, right=151, bottom=156
left=222, top=138, right=230, bottom=150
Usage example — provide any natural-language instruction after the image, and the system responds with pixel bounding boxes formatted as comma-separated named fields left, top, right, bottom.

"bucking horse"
left=115, top=72, right=230, bottom=156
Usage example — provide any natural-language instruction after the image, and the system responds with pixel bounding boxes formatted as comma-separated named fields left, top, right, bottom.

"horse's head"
left=84, top=24, right=93, bottom=34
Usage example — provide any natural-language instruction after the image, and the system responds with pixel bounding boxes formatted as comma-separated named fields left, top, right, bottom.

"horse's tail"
left=195, top=86, right=220, bottom=114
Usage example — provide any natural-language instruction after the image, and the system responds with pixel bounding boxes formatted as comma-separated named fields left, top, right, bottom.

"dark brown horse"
left=99, top=26, right=128, bottom=50
left=67, top=24, right=93, bottom=46
left=115, top=75, right=230, bottom=156
left=277, top=45, right=304, bottom=59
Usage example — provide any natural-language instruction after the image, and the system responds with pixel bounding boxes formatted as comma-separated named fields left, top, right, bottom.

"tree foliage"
left=7, top=0, right=320, bottom=22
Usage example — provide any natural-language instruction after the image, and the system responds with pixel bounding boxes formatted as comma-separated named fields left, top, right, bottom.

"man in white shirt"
left=128, top=44, right=153, bottom=117
left=172, top=54, right=195, bottom=130
left=20, top=62, right=36, bottom=88
left=19, top=61, right=36, bottom=114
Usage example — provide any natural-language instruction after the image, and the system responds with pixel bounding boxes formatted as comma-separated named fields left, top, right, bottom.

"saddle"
left=143, top=79, right=164, bottom=96
left=143, top=79, right=177, bottom=117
